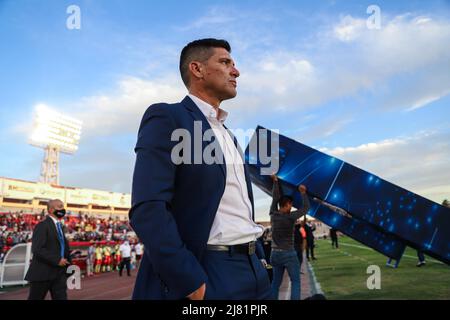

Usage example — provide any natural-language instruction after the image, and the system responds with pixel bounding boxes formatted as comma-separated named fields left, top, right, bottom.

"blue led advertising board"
left=245, top=126, right=449, bottom=265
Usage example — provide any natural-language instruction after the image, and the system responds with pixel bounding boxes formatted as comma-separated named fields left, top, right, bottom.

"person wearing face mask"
left=25, top=199, right=72, bottom=300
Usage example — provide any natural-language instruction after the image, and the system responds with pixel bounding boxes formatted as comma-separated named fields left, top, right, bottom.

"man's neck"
left=49, top=213, right=61, bottom=221
left=188, top=90, right=220, bottom=109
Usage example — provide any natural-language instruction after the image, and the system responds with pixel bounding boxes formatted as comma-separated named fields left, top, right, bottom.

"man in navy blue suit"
left=130, top=38, right=271, bottom=300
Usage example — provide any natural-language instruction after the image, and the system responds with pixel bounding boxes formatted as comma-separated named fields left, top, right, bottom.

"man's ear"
left=189, top=61, right=204, bottom=80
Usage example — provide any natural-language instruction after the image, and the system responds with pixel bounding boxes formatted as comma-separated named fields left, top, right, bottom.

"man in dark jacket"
left=305, top=220, right=316, bottom=261
left=330, top=228, right=339, bottom=249
left=25, top=199, right=71, bottom=300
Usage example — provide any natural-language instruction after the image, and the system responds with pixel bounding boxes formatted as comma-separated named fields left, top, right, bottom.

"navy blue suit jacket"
left=130, top=96, right=261, bottom=299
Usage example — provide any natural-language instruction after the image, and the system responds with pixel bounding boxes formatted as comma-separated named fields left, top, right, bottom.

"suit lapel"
left=46, top=216, right=63, bottom=254
left=223, top=125, right=244, bottom=161
left=182, top=96, right=226, bottom=179
left=182, top=96, right=256, bottom=220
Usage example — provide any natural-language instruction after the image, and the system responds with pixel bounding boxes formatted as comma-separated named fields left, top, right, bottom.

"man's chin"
left=222, top=90, right=237, bottom=101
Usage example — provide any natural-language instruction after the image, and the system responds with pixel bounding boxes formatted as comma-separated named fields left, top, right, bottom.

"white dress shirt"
left=188, top=94, right=265, bottom=245
left=49, top=214, right=63, bottom=229
left=135, top=243, right=143, bottom=255
left=120, top=243, right=131, bottom=258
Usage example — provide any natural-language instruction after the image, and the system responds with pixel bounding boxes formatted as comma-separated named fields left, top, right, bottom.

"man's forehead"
left=211, top=47, right=233, bottom=59
left=52, top=200, right=64, bottom=207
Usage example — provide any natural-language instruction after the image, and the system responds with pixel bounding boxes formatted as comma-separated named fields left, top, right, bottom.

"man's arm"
left=291, top=185, right=311, bottom=220
left=256, top=237, right=268, bottom=268
left=31, top=223, right=61, bottom=267
left=270, top=175, right=283, bottom=213
left=130, top=104, right=207, bottom=300
left=64, top=235, right=72, bottom=263
left=256, top=237, right=265, bottom=260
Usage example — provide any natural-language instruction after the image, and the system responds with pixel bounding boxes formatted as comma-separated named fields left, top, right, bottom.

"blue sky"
left=1, top=0, right=449, bottom=220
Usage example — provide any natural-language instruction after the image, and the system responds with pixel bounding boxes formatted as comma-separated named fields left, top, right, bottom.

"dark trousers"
left=266, top=267, right=273, bottom=283
left=306, top=241, right=315, bottom=259
left=201, top=249, right=271, bottom=300
left=417, top=250, right=425, bottom=263
left=28, top=275, right=68, bottom=300
left=119, top=257, right=131, bottom=276
left=295, top=248, right=303, bottom=269
left=331, top=237, right=339, bottom=248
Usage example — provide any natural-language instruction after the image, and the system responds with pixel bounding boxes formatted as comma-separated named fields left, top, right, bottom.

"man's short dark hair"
left=279, top=195, right=293, bottom=208
left=179, top=38, right=231, bottom=87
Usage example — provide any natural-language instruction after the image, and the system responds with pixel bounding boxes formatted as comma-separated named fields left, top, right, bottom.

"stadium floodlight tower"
left=29, top=104, right=83, bottom=185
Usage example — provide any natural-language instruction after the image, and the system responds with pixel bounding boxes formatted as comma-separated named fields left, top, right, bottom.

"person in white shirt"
left=134, top=242, right=143, bottom=268
left=118, top=240, right=131, bottom=277
left=130, top=38, right=271, bottom=300
left=86, top=242, right=95, bottom=277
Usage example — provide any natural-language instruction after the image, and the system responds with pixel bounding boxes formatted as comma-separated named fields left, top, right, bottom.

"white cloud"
left=297, top=116, right=354, bottom=143
left=232, top=13, right=450, bottom=113
left=60, top=138, right=135, bottom=193
left=253, top=187, right=272, bottom=222
left=175, top=7, right=236, bottom=31
left=406, top=88, right=450, bottom=112
left=47, top=13, right=449, bottom=139
left=365, top=15, right=450, bottom=71
left=254, top=129, right=450, bottom=222
left=234, top=53, right=319, bottom=111
left=333, top=15, right=366, bottom=42
left=21, top=10, right=448, bottom=200
left=71, top=75, right=186, bottom=136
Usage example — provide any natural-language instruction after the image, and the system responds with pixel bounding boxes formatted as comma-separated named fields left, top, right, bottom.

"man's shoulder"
left=270, top=212, right=284, bottom=221
left=141, top=99, right=188, bottom=120
left=36, top=217, right=51, bottom=228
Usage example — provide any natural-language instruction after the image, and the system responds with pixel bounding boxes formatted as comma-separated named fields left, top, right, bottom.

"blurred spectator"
left=86, top=241, right=95, bottom=276
left=305, top=220, right=317, bottom=261
left=119, top=240, right=131, bottom=277
left=294, top=220, right=305, bottom=274
left=330, top=228, right=339, bottom=249
left=417, top=250, right=426, bottom=267
left=134, top=241, right=143, bottom=268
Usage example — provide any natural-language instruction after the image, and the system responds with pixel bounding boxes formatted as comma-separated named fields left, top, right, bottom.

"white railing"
left=0, top=243, right=31, bottom=288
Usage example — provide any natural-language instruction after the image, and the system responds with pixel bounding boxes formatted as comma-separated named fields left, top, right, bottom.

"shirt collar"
left=49, top=214, right=61, bottom=226
left=188, top=94, right=228, bottom=124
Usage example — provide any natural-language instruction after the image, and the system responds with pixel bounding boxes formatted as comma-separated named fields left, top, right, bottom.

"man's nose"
left=231, top=66, right=240, bottom=78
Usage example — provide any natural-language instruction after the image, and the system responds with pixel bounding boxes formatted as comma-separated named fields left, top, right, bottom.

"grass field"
left=311, top=237, right=450, bottom=300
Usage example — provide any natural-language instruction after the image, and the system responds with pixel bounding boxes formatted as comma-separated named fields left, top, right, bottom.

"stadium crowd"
left=0, top=211, right=134, bottom=262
